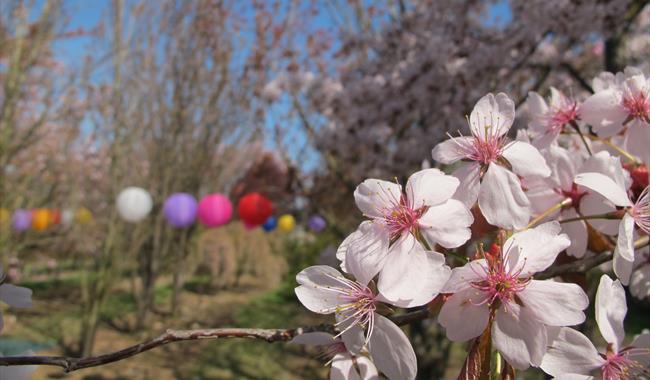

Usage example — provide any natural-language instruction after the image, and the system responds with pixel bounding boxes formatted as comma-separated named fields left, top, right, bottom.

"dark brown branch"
left=537, top=251, right=612, bottom=280
left=0, top=308, right=432, bottom=373
left=537, top=235, right=649, bottom=280
left=0, top=326, right=334, bottom=373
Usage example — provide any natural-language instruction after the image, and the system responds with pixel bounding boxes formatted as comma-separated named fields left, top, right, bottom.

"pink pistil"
left=470, top=245, right=530, bottom=311
left=384, top=199, right=426, bottom=239
left=622, top=92, right=650, bottom=124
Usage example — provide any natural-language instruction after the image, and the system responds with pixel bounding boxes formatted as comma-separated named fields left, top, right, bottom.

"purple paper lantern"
left=163, top=193, right=198, bottom=228
left=198, top=193, right=233, bottom=228
left=308, top=215, right=327, bottom=233
left=12, top=209, right=32, bottom=232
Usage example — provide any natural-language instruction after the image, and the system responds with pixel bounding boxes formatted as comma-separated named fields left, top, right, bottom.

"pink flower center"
left=622, top=92, right=650, bottom=123
left=599, top=346, right=649, bottom=380
left=560, top=183, right=587, bottom=210
left=467, top=134, right=505, bottom=164
left=631, top=186, right=650, bottom=234
left=326, top=276, right=377, bottom=341
left=384, top=199, right=425, bottom=239
left=546, top=101, right=579, bottom=131
left=470, top=246, right=530, bottom=310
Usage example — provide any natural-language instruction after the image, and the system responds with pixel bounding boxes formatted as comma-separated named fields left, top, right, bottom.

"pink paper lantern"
left=198, top=193, right=233, bottom=228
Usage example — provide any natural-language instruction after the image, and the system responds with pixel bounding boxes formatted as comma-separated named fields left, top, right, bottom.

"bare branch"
left=0, top=326, right=335, bottom=372
left=537, top=235, right=649, bottom=280
left=0, top=307, right=433, bottom=373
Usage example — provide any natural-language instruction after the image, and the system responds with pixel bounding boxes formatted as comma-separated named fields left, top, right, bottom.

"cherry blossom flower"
left=527, top=149, right=631, bottom=258
left=294, top=265, right=417, bottom=379
left=291, top=332, right=379, bottom=380
left=526, top=87, right=581, bottom=148
left=341, top=168, right=463, bottom=304
left=438, top=222, right=589, bottom=370
left=432, top=93, right=551, bottom=230
left=581, top=67, right=650, bottom=165
left=0, top=266, right=33, bottom=333
left=574, top=160, right=649, bottom=284
left=541, top=275, right=650, bottom=379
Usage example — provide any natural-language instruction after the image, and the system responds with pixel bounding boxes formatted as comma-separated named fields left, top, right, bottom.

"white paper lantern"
left=61, top=209, right=75, bottom=227
left=116, top=187, right=153, bottom=222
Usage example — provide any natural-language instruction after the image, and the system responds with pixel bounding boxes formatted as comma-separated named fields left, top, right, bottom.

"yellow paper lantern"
left=278, top=214, right=296, bottom=233
left=32, top=208, right=52, bottom=231
left=0, top=208, right=9, bottom=226
left=75, top=207, right=93, bottom=225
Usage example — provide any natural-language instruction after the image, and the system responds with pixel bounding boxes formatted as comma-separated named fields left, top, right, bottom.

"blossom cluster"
left=294, top=66, right=650, bottom=379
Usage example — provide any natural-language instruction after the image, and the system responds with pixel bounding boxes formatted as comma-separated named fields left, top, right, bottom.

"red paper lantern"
left=51, top=209, right=62, bottom=225
left=237, top=193, right=274, bottom=226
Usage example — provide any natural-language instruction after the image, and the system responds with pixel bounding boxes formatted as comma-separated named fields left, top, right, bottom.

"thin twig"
left=0, top=308, right=432, bottom=373
left=537, top=235, right=650, bottom=280
left=0, top=326, right=335, bottom=372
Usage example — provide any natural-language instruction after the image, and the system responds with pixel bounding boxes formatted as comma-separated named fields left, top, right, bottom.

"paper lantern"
left=11, top=209, right=31, bottom=232
left=237, top=193, right=273, bottom=226
left=61, top=209, right=74, bottom=226
left=198, top=193, right=232, bottom=228
left=51, top=209, right=61, bottom=225
left=0, top=208, right=9, bottom=227
left=32, top=208, right=52, bottom=231
left=116, top=187, right=153, bottom=222
left=262, top=216, right=277, bottom=232
left=278, top=214, right=296, bottom=233
left=163, top=193, right=198, bottom=228
left=75, top=207, right=93, bottom=224
left=308, top=215, right=327, bottom=233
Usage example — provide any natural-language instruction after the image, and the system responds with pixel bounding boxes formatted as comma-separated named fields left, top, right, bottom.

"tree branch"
left=0, top=308, right=432, bottom=373
left=0, top=326, right=335, bottom=372
left=537, top=235, right=649, bottom=280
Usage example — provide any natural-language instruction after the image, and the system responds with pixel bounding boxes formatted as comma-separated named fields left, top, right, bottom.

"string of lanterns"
left=0, top=187, right=327, bottom=234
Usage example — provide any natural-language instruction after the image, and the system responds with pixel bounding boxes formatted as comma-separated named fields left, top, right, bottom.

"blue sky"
left=51, top=1, right=512, bottom=172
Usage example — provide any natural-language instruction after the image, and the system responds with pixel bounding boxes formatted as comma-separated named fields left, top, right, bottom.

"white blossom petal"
left=405, top=168, right=458, bottom=208
left=501, top=141, right=551, bottom=178
left=345, top=221, right=390, bottom=286
left=331, top=352, right=361, bottom=380
left=368, top=314, right=417, bottom=380
left=354, top=179, right=402, bottom=219
left=442, top=259, right=486, bottom=293
left=492, top=303, right=547, bottom=370
left=377, top=237, right=449, bottom=307
left=295, top=266, right=349, bottom=314
left=540, top=327, right=604, bottom=377
left=574, top=172, right=631, bottom=207
left=432, top=137, right=474, bottom=164
left=580, top=89, right=627, bottom=137
left=478, top=163, right=531, bottom=230
left=451, top=162, right=481, bottom=208
left=469, top=93, right=514, bottom=139
left=595, top=275, right=627, bottom=352
left=520, top=280, right=588, bottom=326
left=438, top=288, right=490, bottom=342
left=418, top=199, right=473, bottom=248
left=504, top=221, right=570, bottom=276
left=562, top=209, right=588, bottom=258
